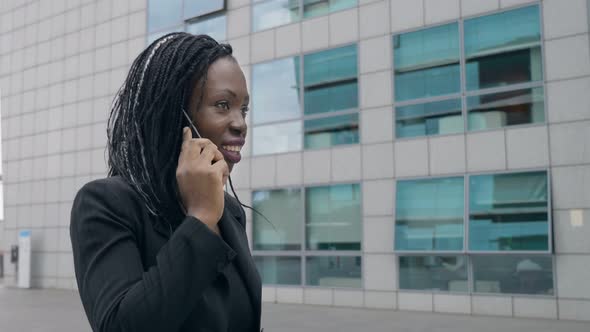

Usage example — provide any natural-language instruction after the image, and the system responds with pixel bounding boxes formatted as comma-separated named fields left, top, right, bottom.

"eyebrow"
left=217, top=88, right=250, bottom=104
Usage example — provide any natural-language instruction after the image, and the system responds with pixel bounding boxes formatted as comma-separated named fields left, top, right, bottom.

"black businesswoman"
left=70, top=33, right=262, bottom=332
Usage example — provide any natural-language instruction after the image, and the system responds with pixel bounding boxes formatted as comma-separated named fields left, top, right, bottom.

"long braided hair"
left=107, top=33, right=244, bottom=225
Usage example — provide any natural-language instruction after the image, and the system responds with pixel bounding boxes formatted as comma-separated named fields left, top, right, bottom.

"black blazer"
left=70, top=175, right=262, bottom=332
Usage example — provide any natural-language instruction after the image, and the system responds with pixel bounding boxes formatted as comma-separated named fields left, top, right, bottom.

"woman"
left=70, top=33, right=261, bottom=332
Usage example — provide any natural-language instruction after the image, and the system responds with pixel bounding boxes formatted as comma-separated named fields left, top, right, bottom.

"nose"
left=229, top=108, right=247, bottom=137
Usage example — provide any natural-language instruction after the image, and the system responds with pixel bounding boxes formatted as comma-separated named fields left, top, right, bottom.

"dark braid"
left=107, top=33, right=235, bottom=224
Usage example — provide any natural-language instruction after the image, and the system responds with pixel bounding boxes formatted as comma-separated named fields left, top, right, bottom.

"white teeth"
left=222, top=145, right=241, bottom=152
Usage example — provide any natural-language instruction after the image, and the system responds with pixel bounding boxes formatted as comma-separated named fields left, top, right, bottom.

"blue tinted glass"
left=184, top=0, right=224, bottom=20
left=465, top=6, right=542, bottom=90
left=304, top=45, right=357, bottom=87
left=306, top=184, right=361, bottom=250
left=303, top=0, right=357, bottom=19
left=254, top=256, right=301, bottom=285
left=399, top=256, right=468, bottom=292
left=186, top=15, right=226, bottom=42
left=306, top=256, right=362, bottom=287
left=395, top=177, right=464, bottom=251
left=464, top=6, right=540, bottom=57
left=396, top=98, right=462, bottom=138
left=469, top=171, right=549, bottom=251
left=252, top=57, right=301, bottom=125
left=252, top=189, right=303, bottom=250
left=253, top=0, right=300, bottom=32
left=148, top=0, right=183, bottom=32
left=467, top=87, right=545, bottom=131
left=393, top=23, right=460, bottom=101
left=252, top=121, right=302, bottom=155
left=304, top=81, right=358, bottom=115
left=147, top=26, right=182, bottom=44
left=472, top=255, right=553, bottom=295
left=304, top=113, right=359, bottom=149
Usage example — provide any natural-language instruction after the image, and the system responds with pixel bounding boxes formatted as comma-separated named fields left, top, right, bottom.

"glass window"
left=305, top=184, right=361, bottom=250
left=467, top=87, right=544, bottom=131
left=148, top=0, right=183, bottom=32
left=395, top=177, right=464, bottom=251
left=253, top=0, right=300, bottom=32
left=306, top=256, right=362, bottom=287
left=472, top=255, right=553, bottom=295
left=393, top=23, right=460, bottom=101
left=396, top=98, right=462, bottom=138
left=252, top=189, right=303, bottom=250
left=254, top=256, right=301, bottom=285
left=465, top=6, right=542, bottom=90
left=399, top=256, right=468, bottom=292
left=252, top=121, right=302, bottom=155
left=186, top=14, right=226, bottom=42
left=469, top=171, right=549, bottom=251
left=148, top=26, right=182, bottom=44
left=252, top=57, right=301, bottom=125
left=302, top=0, right=357, bottom=19
left=183, top=0, right=224, bottom=20
left=304, top=113, right=359, bottom=149
left=304, top=45, right=358, bottom=115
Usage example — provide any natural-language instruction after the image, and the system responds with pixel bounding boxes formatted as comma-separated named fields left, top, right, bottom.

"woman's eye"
left=216, top=101, right=230, bottom=110
left=241, top=106, right=250, bottom=116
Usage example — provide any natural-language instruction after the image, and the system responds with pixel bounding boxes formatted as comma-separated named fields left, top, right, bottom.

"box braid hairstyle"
left=107, top=32, right=263, bottom=228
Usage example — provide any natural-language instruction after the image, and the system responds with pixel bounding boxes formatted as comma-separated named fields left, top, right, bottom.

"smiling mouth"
left=221, top=145, right=242, bottom=152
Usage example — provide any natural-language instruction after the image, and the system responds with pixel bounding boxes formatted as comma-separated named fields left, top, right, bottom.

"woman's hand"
left=176, top=127, right=229, bottom=233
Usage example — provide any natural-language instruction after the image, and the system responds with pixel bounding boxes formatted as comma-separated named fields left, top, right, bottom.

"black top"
left=70, top=175, right=261, bottom=332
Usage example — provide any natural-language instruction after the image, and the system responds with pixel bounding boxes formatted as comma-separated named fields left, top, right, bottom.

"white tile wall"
left=333, top=289, right=364, bottom=307
left=461, top=0, right=499, bottom=17
left=433, top=294, right=471, bottom=314
left=549, top=121, right=590, bottom=166
left=303, top=288, right=333, bottom=305
left=360, top=70, right=392, bottom=108
left=276, top=287, right=304, bottom=304
left=364, top=254, right=396, bottom=290
left=251, top=30, right=275, bottom=63
left=556, top=255, right=590, bottom=298
left=302, top=16, right=330, bottom=52
left=276, top=152, right=302, bottom=186
left=472, top=296, right=513, bottom=316
left=558, top=299, right=590, bottom=321
left=429, top=134, right=466, bottom=175
left=505, top=126, right=549, bottom=169
left=543, top=0, right=588, bottom=40
left=360, top=107, right=394, bottom=144
left=500, top=0, right=537, bottom=8
left=398, top=292, right=433, bottom=312
left=394, top=139, right=429, bottom=177
left=551, top=165, right=590, bottom=209
left=227, top=6, right=251, bottom=40
left=362, top=179, right=395, bottom=216
left=251, top=155, right=276, bottom=188
left=364, top=291, right=397, bottom=309
left=329, top=8, right=358, bottom=46
left=513, top=297, right=557, bottom=319
left=331, top=145, right=361, bottom=181
left=359, top=1, right=389, bottom=39
left=547, top=77, right=590, bottom=123
left=274, top=24, right=300, bottom=58
left=390, top=0, right=424, bottom=33
left=554, top=209, right=590, bottom=254
left=362, top=142, right=394, bottom=180
left=359, top=35, right=391, bottom=74
left=424, top=0, right=460, bottom=24
left=545, top=34, right=590, bottom=81
left=303, top=149, right=331, bottom=184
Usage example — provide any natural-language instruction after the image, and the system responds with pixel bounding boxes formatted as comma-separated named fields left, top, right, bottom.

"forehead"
left=204, top=57, right=247, bottom=94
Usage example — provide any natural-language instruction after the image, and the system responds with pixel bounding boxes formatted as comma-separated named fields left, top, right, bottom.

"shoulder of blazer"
left=72, top=175, right=147, bottom=231
left=224, top=192, right=246, bottom=229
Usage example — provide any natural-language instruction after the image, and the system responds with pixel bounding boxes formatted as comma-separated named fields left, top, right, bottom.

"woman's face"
left=188, top=57, right=249, bottom=173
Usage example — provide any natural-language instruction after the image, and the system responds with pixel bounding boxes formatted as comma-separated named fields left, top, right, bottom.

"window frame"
left=393, top=168, right=554, bottom=296
left=251, top=43, right=361, bottom=156
left=392, top=3, right=547, bottom=140
left=251, top=182, right=363, bottom=288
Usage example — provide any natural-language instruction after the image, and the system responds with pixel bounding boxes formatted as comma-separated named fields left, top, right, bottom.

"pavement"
left=0, top=286, right=589, bottom=332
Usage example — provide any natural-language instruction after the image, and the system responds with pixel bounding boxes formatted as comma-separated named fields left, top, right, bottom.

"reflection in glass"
left=148, top=0, right=183, bottom=32
left=254, top=256, right=301, bottom=285
left=302, top=0, right=357, bottom=19
left=469, top=171, right=549, bottom=251
left=399, top=256, right=468, bottom=292
left=252, top=189, right=303, bottom=250
left=252, top=121, right=302, bottom=155
left=253, top=0, right=300, bottom=32
left=304, top=81, right=358, bottom=115
left=396, top=98, right=462, bottom=138
left=252, top=57, right=301, bottom=125
left=472, top=255, right=553, bottom=295
left=395, top=177, right=464, bottom=251
left=304, top=113, right=358, bottom=149
left=306, top=256, right=362, bottom=287
left=183, top=0, right=224, bottom=20
left=305, top=184, right=361, bottom=250
left=467, top=87, right=544, bottom=131
left=394, top=23, right=460, bottom=101
left=186, top=15, right=226, bottom=42
left=465, top=5, right=542, bottom=90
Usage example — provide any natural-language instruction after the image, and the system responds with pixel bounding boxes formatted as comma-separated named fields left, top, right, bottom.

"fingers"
left=182, top=126, right=192, bottom=142
left=212, top=158, right=230, bottom=180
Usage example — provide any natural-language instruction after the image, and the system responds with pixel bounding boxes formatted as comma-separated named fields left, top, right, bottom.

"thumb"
left=182, top=127, right=192, bottom=142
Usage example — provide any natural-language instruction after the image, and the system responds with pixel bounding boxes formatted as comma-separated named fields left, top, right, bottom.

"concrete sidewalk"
left=0, top=287, right=589, bottom=332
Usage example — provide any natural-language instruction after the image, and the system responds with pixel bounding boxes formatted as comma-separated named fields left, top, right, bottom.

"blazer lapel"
left=218, top=202, right=262, bottom=324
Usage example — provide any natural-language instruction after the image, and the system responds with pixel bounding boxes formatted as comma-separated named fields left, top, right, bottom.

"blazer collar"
left=218, top=197, right=262, bottom=327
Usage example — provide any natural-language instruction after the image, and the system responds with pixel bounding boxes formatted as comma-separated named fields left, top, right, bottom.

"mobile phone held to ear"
left=182, top=108, right=202, bottom=139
